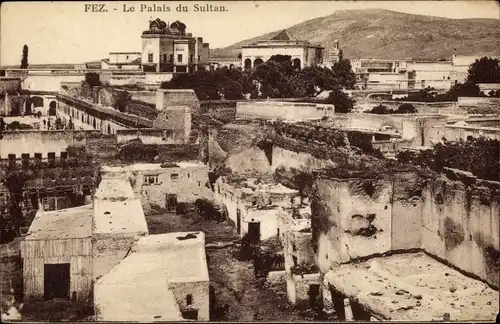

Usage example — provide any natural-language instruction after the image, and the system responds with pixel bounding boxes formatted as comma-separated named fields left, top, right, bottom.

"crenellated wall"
left=0, top=130, right=99, bottom=159
left=311, top=171, right=500, bottom=288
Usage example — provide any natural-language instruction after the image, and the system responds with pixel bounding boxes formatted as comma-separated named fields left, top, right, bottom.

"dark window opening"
left=177, top=54, right=183, bottom=62
left=148, top=53, right=153, bottom=63
left=186, top=294, right=193, bottom=305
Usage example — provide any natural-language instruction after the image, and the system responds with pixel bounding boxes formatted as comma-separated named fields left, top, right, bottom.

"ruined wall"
left=311, top=171, right=500, bottom=287
left=286, top=273, right=320, bottom=309
left=312, top=177, right=394, bottom=274
left=208, top=123, right=272, bottom=175
left=421, top=178, right=499, bottom=287
left=225, top=147, right=272, bottom=175
left=272, top=146, right=335, bottom=173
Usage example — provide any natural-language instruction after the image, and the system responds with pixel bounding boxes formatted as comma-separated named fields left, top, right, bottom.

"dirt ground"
left=145, top=211, right=332, bottom=321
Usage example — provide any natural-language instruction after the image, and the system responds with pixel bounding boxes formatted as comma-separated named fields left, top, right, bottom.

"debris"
left=395, top=289, right=409, bottom=295
left=449, top=285, right=457, bottom=293
left=369, top=291, right=384, bottom=296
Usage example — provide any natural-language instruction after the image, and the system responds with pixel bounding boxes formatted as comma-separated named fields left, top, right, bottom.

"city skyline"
left=1, top=0, right=499, bottom=66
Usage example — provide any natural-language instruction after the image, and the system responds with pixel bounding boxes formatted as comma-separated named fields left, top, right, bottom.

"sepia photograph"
left=0, top=0, right=499, bottom=322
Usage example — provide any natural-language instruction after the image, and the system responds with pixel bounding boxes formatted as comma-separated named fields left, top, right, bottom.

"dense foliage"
left=396, top=137, right=499, bottom=181
left=467, top=57, right=500, bottom=84
left=20, top=45, right=28, bottom=69
left=160, top=57, right=356, bottom=111
left=368, top=103, right=417, bottom=114
left=270, top=121, right=382, bottom=156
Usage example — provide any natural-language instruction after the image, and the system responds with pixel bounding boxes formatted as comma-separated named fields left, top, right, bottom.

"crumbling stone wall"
left=311, top=169, right=500, bottom=288
left=311, top=175, right=394, bottom=274
left=421, top=177, right=499, bottom=287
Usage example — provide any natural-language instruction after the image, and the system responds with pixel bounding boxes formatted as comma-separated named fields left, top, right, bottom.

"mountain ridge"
left=211, top=9, right=500, bottom=60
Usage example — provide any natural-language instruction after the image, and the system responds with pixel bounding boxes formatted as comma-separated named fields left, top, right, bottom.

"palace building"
left=241, top=29, right=325, bottom=70
left=141, top=19, right=210, bottom=73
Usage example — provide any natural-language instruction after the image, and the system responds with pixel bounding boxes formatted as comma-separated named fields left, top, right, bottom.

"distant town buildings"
left=351, top=54, right=500, bottom=91
left=101, top=52, right=142, bottom=70
left=241, top=29, right=325, bottom=69
left=141, top=19, right=210, bottom=73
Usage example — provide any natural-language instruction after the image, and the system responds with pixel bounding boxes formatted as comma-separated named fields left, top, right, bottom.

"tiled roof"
left=271, top=29, right=298, bottom=41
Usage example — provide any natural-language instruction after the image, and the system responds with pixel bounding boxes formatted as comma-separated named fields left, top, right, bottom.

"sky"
left=1, top=1, right=499, bottom=65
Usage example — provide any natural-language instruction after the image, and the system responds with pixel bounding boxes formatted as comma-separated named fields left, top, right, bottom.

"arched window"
left=254, top=58, right=263, bottom=67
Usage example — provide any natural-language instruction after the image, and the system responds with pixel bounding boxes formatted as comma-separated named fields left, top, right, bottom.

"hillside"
left=211, top=9, right=500, bottom=60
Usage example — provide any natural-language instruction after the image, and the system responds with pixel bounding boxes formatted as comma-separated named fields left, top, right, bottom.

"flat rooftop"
left=96, top=232, right=208, bottom=295
left=25, top=205, right=93, bottom=240
left=325, top=252, right=499, bottom=321
left=94, top=178, right=136, bottom=201
left=93, top=198, right=148, bottom=235
left=95, top=276, right=182, bottom=322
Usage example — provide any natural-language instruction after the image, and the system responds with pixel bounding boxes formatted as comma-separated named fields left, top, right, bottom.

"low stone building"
left=213, top=176, right=299, bottom=240
left=276, top=206, right=323, bottom=310
left=20, top=204, right=94, bottom=301
left=101, top=162, right=210, bottom=215
left=94, top=231, right=210, bottom=321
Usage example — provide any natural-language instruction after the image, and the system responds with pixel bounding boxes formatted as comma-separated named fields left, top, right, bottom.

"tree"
left=20, top=45, right=29, bottom=69
left=369, top=104, right=391, bottom=114
left=5, top=170, right=27, bottom=236
left=331, top=59, right=356, bottom=90
left=84, top=72, right=101, bottom=88
left=326, top=88, right=355, bottom=113
left=467, top=57, right=500, bottom=84
left=249, top=60, right=293, bottom=98
left=115, top=90, right=131, bottom=112
left=444, top=82, right=481, bottom=101
left=397, top=103, right=417, bottom=114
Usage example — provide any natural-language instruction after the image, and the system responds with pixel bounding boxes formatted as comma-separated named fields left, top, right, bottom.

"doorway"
left=44, top=263, right=70, bottom=300
left=308, top=284, right=320, bottom=309
left=236, top=209, right=241, bottom=234
left=165, top=194, right=178, bottom=212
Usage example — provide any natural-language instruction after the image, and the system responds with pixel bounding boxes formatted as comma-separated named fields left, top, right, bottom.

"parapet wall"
left=311, top=171, right=500, bottom=288
left=0, top=130, right=100, bottom=159
left=236, top=101, right=334, bottom=121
